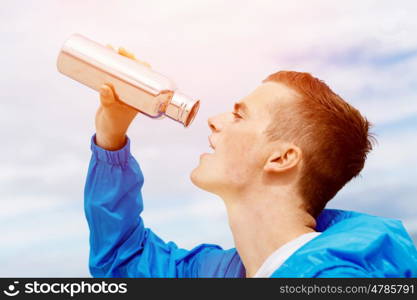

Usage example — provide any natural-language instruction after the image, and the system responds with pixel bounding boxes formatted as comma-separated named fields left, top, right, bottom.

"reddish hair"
left=263, top=71, right=375, bottom=217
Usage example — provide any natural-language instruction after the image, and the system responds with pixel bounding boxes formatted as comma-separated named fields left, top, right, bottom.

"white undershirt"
left=253, top=232, right=321, bottom=278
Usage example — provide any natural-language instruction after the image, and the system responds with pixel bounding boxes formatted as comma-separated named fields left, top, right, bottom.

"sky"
left=0, top=0, right=416, bottom=277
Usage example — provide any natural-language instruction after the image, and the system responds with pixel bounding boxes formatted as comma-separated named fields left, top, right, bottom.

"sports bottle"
left=57, top=33, right=200, bottom=127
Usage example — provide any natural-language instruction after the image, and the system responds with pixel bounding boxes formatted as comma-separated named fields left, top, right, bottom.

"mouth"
left=208, top=136, right=216, bottom=153
left=199, top=136, right=216, bottom=159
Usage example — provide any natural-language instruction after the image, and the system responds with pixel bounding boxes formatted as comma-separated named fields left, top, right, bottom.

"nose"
left=208, top=116, right=220, bottom=132
left=208, top=112, right=230, bottom=132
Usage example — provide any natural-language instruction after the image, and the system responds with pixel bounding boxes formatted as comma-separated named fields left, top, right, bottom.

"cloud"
left=1, top=0, right=417, bottom=276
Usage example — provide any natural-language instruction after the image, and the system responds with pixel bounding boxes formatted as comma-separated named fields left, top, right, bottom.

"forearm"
left=84, top=134, right=146, bottom=277
left=94, top=84, right=138, bottom=151
left=95, top=131, right=127, bottom=151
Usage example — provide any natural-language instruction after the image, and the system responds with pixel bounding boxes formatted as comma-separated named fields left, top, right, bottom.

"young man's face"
left=190, top=81, right=299, bottom=197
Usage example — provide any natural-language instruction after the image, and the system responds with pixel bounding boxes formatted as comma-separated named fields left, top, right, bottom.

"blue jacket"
left=84, top=135, right=417, bottom=278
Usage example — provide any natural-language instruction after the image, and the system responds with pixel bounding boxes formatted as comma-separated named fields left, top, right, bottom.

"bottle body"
left=57, top=34, right=199, bottom=127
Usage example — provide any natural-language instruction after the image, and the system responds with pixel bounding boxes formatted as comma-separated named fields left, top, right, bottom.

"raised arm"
left=83, top=46, right=243, bottom=278
left=84, top=134, right=243, bottom=277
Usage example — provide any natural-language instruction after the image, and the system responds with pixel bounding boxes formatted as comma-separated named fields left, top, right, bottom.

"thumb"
left=99, top=84, right=116, bottom=107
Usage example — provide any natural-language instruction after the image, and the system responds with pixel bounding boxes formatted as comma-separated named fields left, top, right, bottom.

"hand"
left=95, top=46, right=151, bottom=150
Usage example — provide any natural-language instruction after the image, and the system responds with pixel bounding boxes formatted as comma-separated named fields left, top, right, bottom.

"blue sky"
left=1, top=0, right=416, bottom=276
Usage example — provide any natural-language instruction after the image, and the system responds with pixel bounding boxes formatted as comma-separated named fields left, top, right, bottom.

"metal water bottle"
left=56, top=33, right=200, bottom=127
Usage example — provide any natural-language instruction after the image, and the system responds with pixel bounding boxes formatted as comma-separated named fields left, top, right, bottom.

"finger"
left=118, top=47, right=151, bottom=68
left=106, top=44, right=115, bottom=51
left=99, top=84, right=116, bottom=107
left=139, top=60, right=152, bottom=68
left=118, top=47, right=137, bottom=60
left=132, top=58, right=151, bottom=68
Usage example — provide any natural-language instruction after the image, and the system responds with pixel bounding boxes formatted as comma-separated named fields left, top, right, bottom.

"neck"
left=222, top=189, right=316, bottom=278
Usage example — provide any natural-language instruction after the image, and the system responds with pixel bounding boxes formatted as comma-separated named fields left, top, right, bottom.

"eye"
left=233, top=112, right=243, bottom=120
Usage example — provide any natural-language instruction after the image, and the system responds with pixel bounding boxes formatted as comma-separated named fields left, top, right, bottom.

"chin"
left=190, top=167, right=218, bottom=193
left=190, top=167, right=205, bottom=189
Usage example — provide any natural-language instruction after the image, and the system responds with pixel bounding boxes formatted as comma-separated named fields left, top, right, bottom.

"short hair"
left=263, top=71, right=375, bottom=217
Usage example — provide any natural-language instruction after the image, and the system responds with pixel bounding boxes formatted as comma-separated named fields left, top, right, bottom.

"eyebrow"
left=234, top=102, right=249, bottom=116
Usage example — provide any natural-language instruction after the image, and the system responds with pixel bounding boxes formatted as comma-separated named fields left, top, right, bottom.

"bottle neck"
left=164, top=91, right=199, bottom=127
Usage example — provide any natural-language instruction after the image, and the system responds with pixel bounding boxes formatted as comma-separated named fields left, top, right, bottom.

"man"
left=84, top=47, right=417, bottom=278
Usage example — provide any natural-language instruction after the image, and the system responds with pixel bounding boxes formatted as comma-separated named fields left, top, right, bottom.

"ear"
left=264, top=145, right=302, bottom=173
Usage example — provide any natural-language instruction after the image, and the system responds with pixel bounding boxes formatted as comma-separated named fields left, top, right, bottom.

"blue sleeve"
left=314, top=266, right=372, bottom=278
left=84, top=134, right=243, bottom=278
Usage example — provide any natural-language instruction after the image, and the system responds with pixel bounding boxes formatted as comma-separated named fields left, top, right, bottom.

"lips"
left=208, top=136, right=216, bottom=151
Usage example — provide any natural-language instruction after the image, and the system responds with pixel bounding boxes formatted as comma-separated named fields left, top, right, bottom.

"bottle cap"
left=165, top=91, right=200, bottom=127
